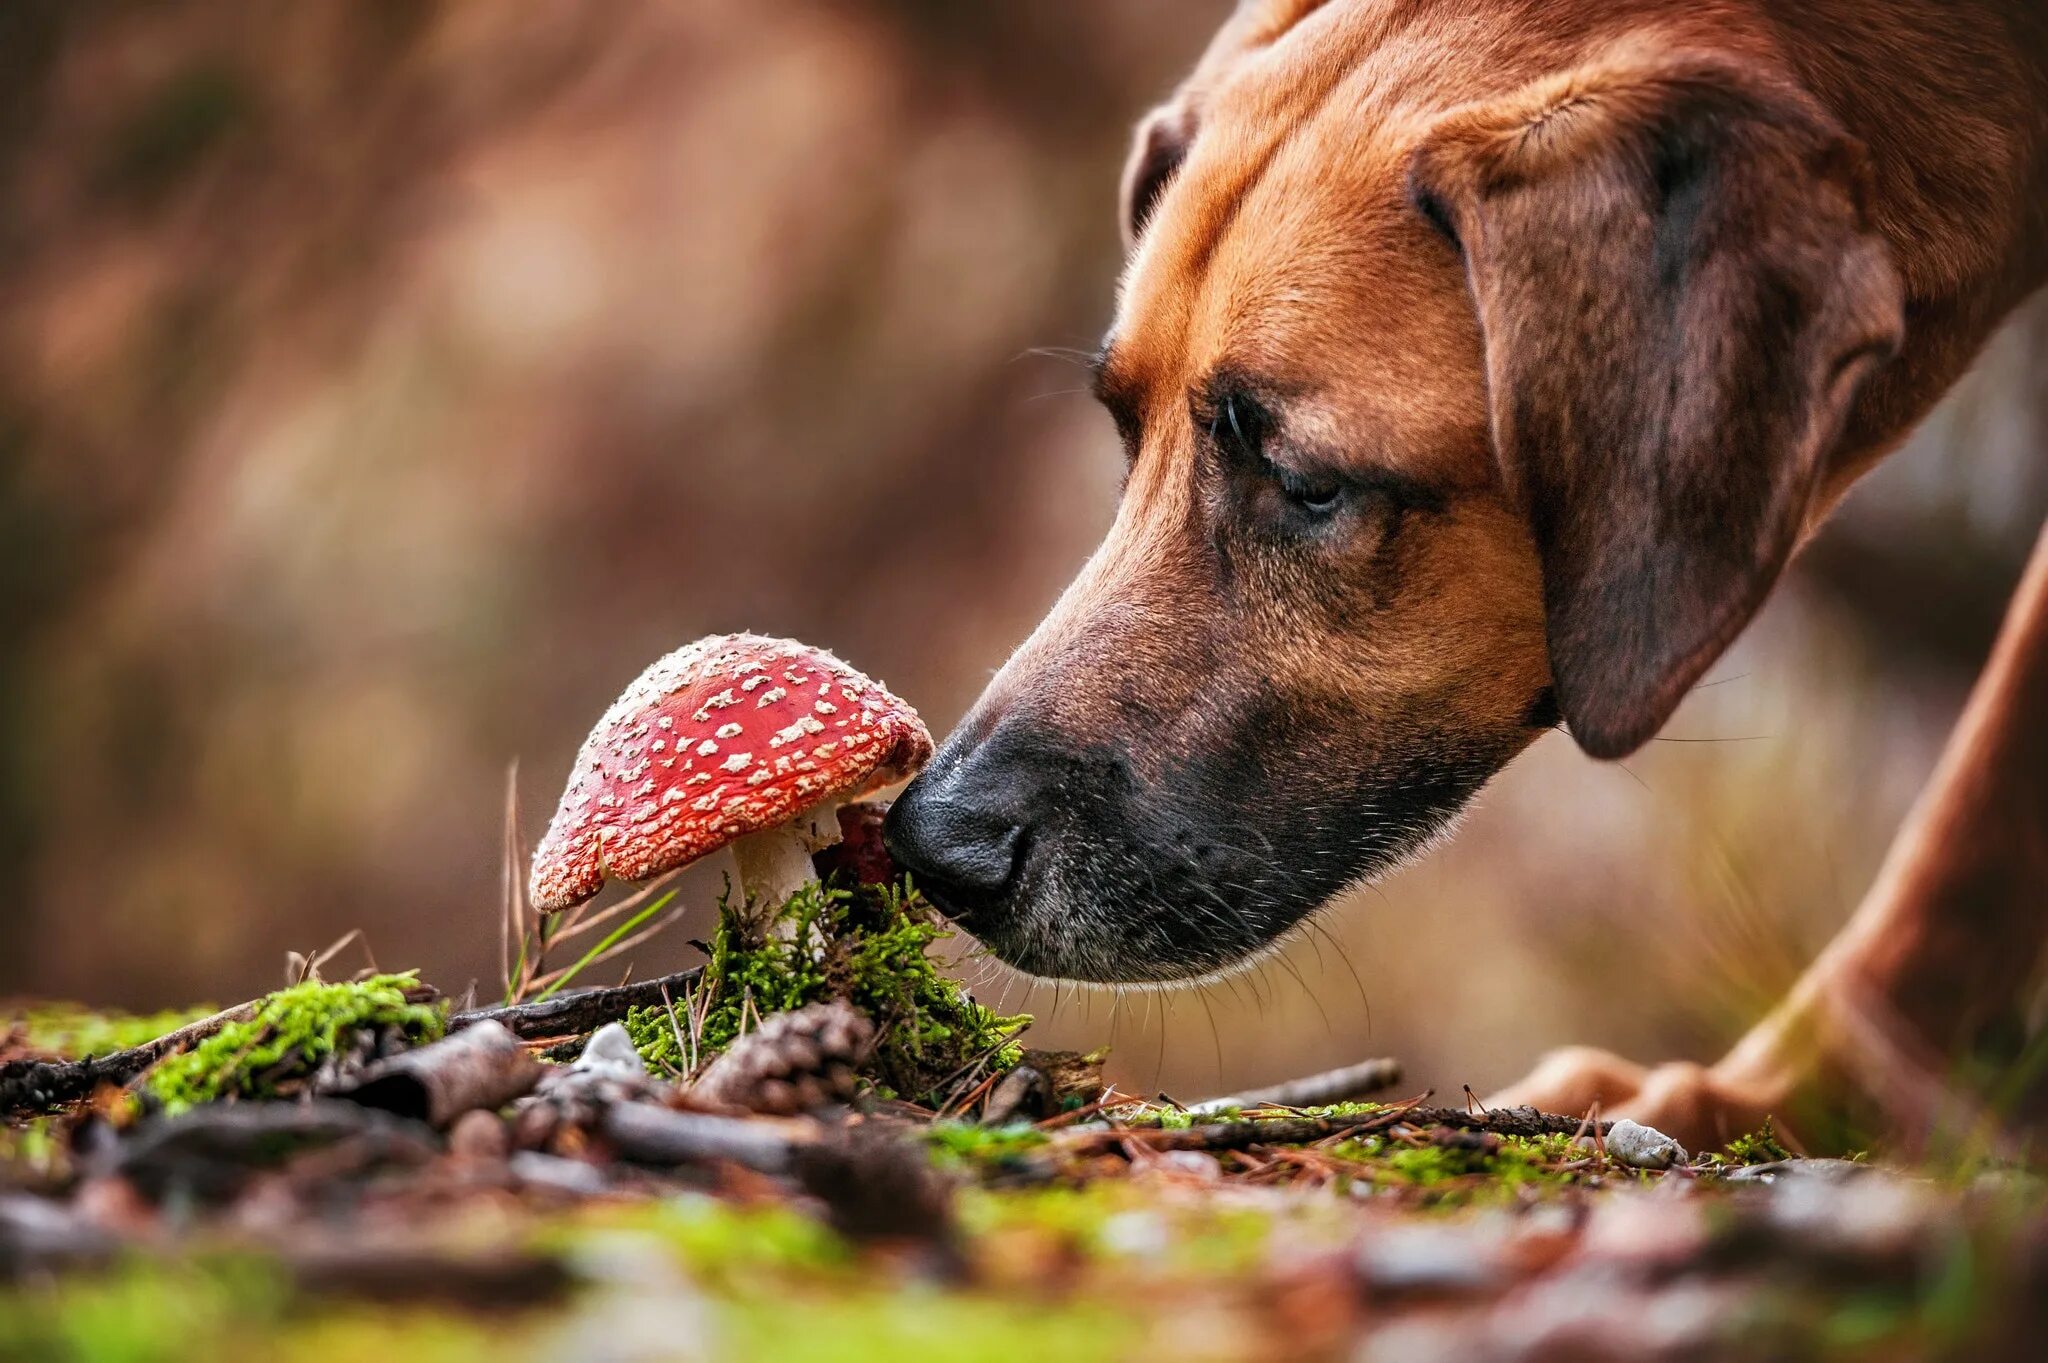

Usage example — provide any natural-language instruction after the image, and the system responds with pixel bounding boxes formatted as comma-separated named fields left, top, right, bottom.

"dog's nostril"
left=883, top=783, right=1027, bottom=909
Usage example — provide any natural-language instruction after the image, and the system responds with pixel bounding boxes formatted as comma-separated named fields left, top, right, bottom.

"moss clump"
left=924, top=1121, right=1051, bottom=1173
left=0, top=1253, right=527, bottom=1363
left=143, top=974, right=444, bottom=1115
left=553, top=1196, right=853, bottom=1281
left=624, top=877, right=1028, bottom=1107
left=1328, top=1129, right=1590, bottom=1204
left=1717, top=1119, right=1795, bottom=1167
left=3, top=1002, right=218, bottom=1060
left=713, top=1281, right=1139, bottom=1363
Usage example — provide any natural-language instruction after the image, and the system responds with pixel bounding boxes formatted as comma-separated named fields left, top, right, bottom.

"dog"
left=886, top=0, right=2048, bottom=1150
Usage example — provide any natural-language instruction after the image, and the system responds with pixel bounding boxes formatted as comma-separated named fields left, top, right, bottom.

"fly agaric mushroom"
left=530, top=634, right=932, bottom=919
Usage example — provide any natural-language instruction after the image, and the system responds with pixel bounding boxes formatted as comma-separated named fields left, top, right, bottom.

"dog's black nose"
left=884, top=757, right=1028, bottom=922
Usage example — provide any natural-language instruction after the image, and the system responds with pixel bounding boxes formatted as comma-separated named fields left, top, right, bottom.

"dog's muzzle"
left=882, top=724, right=1039, bottom=934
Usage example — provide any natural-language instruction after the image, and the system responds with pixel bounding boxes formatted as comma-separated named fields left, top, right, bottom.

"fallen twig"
left=450, top=967, right=704, bottom=1041
left=333, top=1020, right=543, bottom=1127
left=99, top=1100, right=438, bottom=1203
left=1059, top=1103, right=1606, bottom=1157
left=284, top=1241, right=573, bottom=1309
left=1186, top=1056, right=1403, bottom=1115
left=598, top=1102, right=811, bottom=1174
left=0, top=1001, right=261, bottom=1116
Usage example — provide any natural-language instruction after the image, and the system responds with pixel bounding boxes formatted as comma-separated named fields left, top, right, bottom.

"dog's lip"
left=910, top=872, right=995, bottom=933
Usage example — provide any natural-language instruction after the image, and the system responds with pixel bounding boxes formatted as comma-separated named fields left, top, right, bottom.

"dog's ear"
left=1410, top=54, right=1904, bottom=758
left=1122, top=101, right=1196, bottom=247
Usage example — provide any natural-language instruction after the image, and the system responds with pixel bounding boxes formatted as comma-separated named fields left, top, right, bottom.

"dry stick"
left=332, top=1020, right=543, bottom=1128
left=449, top=966, right=705, bottom=1041
left=598, top=1102, right=811, bottom=1174
left=1057, top=1102, right=1606, bottom=1157
left=1186, top=1056, right=1404, bottom=1115
left=1, top=962, right=706, bottom=1118
left=499, top=760, right=522, bottom=1007
left=0, top=1000, right=262, bottom=1115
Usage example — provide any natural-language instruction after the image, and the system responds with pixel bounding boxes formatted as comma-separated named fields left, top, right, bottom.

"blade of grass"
left=544, top=870, right=683, bottom=950
left=500, top=760, right=520, bottom=1005
left=531, top=890, right=678, bottom=1003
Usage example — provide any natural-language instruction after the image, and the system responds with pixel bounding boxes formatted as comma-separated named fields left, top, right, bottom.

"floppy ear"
left=1122, top=101, right=1196, bottom=247
left=1410, top=54, right=1904, bottom=758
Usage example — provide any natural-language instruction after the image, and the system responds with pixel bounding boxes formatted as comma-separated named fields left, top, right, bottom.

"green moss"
left=623, top=877, right=1028, bottom=1107
left=924, top=1121, right=1050, bottom=1172
left=957, top=1182, right=1346, bottom=1280
left=0, top=1256, right=280, bottom=1363
left=713, top=1283, right=1138, bottom=1363
left=0, top=1117, right=66, bottom=1181
left=1329, top=1129, right=1589, bottom=1203
left=5, top=1002, right=218, bottom=1060
left=142, top=974, right=444, bottom=1115
left=1714, top=1119, right=1795, bottom=1167
left=0, top=1254, right=524, bottom=1363
left=1290, top=1100, right=1391, bottom=1121
left=553, top=1196, right=853, bottom=1280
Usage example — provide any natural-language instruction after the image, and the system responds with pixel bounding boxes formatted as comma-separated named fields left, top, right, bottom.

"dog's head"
left=887, top=1, right=1903, bottom=983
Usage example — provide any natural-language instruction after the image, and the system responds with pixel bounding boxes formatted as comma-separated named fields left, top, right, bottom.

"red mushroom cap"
left=530, top=633, right=932, bottom=912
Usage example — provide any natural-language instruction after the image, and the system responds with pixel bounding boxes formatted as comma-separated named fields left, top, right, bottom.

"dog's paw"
left=1489, top=1046, right=1781, bottom=1154
left=1487, top=1045, right=1650, bottom=1115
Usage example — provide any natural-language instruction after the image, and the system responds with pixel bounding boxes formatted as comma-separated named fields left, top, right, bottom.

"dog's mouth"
left=920, top=829, right=1296, bottom=985
left=887, top=730, right=1493, bottom=985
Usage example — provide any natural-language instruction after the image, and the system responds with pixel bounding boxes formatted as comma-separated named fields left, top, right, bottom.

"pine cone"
left=691, top=1002, right=873, bottom=1115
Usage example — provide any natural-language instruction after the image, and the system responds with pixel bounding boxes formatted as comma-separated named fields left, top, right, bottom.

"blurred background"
left=3, top=0, right=2043, bottom=1101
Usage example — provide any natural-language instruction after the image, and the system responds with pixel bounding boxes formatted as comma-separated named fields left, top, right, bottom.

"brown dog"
left=885, top=0, right=2048, bottom=1150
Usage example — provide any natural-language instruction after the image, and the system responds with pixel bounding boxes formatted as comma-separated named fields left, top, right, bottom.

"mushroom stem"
left=729, top=801, right=844, bottom=925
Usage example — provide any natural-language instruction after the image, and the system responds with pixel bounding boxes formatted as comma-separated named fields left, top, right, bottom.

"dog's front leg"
left=1497, top=525, right=2048, bottom=1153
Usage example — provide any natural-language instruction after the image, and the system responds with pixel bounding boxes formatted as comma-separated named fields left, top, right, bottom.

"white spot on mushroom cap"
left=719, top=752, right=752, bottom=773
left=769, top=715, right=826, bottom=748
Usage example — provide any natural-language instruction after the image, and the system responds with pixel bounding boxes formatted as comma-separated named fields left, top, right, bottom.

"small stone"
left=1594, top=1118, right=1687, bottom=1169
left=1146, top=1149, right=1224, bottom=1181
left=510, top=1100, right=561, bottom=1151
left=448, top=1109, right=511, bottom=1162
left=980, top=1066, right=1053, bottom=1126
left=509, top=1151, right=609, bottom=1196
left=575, top=1022, right=650, bottom=1080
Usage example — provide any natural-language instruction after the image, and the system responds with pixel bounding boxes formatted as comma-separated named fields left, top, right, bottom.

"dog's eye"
left=1201, top=388, right=1350, bottom=521
left=1275, top=468, right=1345, bottom=515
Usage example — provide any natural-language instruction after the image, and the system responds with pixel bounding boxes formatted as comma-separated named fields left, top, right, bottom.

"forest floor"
left=3, top=881, right=2044, bottom=1362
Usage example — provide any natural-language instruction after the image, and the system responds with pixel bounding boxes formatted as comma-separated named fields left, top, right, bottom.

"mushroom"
left=529, top=634, right=932, bottom=922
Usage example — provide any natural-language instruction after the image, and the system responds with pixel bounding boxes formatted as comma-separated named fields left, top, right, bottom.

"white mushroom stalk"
left=528, top=634, right=932, bottom=938
left=728, top=800, right=842, bottom=924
